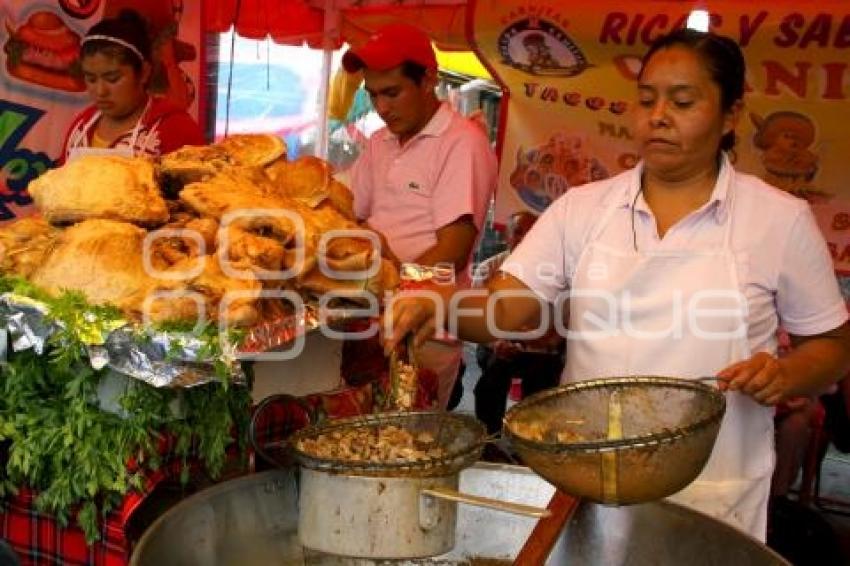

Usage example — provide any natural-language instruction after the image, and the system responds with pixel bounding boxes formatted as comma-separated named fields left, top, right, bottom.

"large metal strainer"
left=289, top=410, right=487, bottom=478
left=503, top=376, right=726, bottom=505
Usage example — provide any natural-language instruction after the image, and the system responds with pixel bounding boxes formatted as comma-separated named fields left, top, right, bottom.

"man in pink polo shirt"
left=343, top=23, right=498, bottom=407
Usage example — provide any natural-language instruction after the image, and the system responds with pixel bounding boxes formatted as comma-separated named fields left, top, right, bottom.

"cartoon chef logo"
left=498, top=17, right=589, bottom=77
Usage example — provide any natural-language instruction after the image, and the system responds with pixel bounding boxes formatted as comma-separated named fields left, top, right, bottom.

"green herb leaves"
left=0, top=278, right=250, bottom=543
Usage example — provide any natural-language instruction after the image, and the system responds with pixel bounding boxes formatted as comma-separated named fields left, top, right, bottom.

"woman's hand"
left=381, top=272, right=543, bottom=356
left=716, top=352, right=791, bottom=406
left=717, top=325, right=850, bottom=406
left=382, top=292, right=443, bottom=355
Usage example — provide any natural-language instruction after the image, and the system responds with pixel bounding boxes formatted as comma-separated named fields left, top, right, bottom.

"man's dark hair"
left=638, top=28, right=746, bottom=152
left=400, top=61, right=428, bottom=85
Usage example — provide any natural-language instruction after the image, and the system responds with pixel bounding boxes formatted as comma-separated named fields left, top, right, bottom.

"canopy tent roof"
left=206, top=0, right=489, bottom=158
left=436, top=48, right=491, bottom=80
left=203, top=0, right=471, bottom=50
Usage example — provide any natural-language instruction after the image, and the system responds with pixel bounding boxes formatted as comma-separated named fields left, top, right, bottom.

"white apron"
left=564, top=176, right=775, bottom=541
left=66, top=98, right=150, bottom=162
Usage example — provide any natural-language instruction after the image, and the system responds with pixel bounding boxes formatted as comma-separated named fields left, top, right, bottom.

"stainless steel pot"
left=130, top=464, right=791, bottom=565
left=298, top=467, right=457, bottom=558
left=290, top=411, right=548, bottom=559
left=298, top=467, right=550, bottom=558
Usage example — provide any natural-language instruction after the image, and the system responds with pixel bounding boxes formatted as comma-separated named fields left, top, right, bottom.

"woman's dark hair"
left=401, top=61, right=428, bottom=85
left=638, top=28, right=746, bottom=152
left=81, top=9, right=151, bottom=72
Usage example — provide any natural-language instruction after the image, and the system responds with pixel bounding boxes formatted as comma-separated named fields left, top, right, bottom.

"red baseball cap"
left=342, top=23, right=437, bottom=73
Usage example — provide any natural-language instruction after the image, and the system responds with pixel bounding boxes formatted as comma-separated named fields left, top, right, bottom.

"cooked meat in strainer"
left=296, top=425, right=445, bottom=463
left=509, top=418, right=586, bottom=443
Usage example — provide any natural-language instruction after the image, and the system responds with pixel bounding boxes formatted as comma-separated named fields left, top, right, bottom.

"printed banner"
left=471, top=0, right=850, bottom=274
left=0, top=0, right=203, bottom=223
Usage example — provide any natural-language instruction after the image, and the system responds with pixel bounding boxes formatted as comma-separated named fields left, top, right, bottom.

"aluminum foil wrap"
left=0, top=293, right=329, bottom=388
left=0, top=294, right=55, bottom=358
left=94, top=329, right=246, bottom=388
left=239, top=305, right=320, bottom=355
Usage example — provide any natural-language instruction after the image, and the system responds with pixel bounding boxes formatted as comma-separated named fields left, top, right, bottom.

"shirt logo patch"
left=407, top=181, right=423, bottom=192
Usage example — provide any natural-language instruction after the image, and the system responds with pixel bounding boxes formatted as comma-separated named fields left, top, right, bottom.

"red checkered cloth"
left=0, top=435, right=247, bottom=566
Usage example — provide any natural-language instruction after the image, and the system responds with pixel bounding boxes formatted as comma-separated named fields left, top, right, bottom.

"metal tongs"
left=389, top=332, right=416, bottom=372
left=388, top=333, right=418, bottom=409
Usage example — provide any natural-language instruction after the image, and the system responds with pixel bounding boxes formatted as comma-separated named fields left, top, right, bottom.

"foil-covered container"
left=0, top=291, right=242, bottom=387
left=0, top=293, right=329, bottom=388
left=0, top=287, right=374, bottom=388
left=93, top=328, right=246, bottom=388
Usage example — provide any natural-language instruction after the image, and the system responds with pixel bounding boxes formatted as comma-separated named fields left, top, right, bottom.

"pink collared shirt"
left=350, top=103, right=497, bottom=278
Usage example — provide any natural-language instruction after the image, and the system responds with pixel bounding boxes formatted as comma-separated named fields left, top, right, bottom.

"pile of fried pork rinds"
left=0, top=134, right=398, bottom=327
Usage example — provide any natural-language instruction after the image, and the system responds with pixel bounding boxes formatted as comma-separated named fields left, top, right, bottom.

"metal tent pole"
left=315, top=0, right=340, bottom=159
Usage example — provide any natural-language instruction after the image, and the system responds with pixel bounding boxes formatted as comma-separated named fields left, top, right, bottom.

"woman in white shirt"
left=383, top=29, right=850, bottom=541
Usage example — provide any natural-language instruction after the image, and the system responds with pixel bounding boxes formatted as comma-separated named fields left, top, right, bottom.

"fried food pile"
left=2, top=134, right=397, bottom=327
left=29, top=156, right=169, bottom=225
left=296, top=425, right=443, bottom=464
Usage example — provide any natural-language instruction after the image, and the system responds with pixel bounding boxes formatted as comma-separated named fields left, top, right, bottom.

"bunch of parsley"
left=0, top=277, right=251, bottom=543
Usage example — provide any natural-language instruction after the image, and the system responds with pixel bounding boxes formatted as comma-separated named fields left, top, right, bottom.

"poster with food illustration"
left=0, top=0, right=202, bottom=223
left=509, top=132, right=607, bottom=211
left=4, top=11, right=85, bottom=92
left=472, top=0, right=850, bottom=273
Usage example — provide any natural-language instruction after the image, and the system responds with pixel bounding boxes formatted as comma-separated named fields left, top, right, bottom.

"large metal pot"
left=130, top=464, right=790, bottom=565
left=298, top=468, right=457, bottom=558
left=297, top=466, right=547, bottom=558
left=290, top=411, right=547, bottom=559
